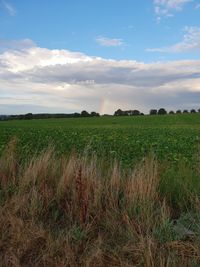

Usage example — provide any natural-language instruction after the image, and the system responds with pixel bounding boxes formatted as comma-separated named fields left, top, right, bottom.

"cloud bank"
left=0, top=39, right=200, bottom=114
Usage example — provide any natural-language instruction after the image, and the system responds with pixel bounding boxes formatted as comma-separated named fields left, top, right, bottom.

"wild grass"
left=1, top=139, right=200, bottom=266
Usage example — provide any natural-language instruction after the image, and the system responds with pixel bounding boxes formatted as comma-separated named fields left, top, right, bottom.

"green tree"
left=158, top=108, right=167, bottom=115
left=81, top=110, right=89, bottom=117
left=149, top=109, right=157, bottom=115
left=114, top=109, right=124, bottom=116
left=132, top=110, right=140, bottom=116
left=24, top=113, right=33, bottom=120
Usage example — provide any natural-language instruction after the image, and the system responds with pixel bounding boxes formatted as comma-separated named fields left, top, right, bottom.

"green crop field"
left=1, top=113, right=200, bottom=266
left=0, top=113, right=200, bottom=166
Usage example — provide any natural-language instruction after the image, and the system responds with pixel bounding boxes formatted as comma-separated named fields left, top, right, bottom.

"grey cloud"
left=22, top=61, right=200, bottom=88
left=0, top=40, right=200, bottom=114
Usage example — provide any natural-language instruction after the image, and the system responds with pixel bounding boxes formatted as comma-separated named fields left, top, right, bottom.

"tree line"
left=114, top=108, right=200, bottom=116
left=0, top=110, right=100, bottom=121
left=0, top=108, right=200, bottom=121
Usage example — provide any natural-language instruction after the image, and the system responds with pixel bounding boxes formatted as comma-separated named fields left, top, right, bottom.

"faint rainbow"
left=99, top=97, right=108, bottom=115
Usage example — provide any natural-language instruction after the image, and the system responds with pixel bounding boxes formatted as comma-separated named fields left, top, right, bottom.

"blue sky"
left=0, top=0, right=200, bottom=114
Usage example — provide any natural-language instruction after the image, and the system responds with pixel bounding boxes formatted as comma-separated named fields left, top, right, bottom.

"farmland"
left=0, top=113, right=200, bottom=166
left=1, top=113, right=200, bottom=266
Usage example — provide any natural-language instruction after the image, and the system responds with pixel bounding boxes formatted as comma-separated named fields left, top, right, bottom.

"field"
left=1, top=114, right=200, bottom=266
left=0, top=113, right=200, bottom=166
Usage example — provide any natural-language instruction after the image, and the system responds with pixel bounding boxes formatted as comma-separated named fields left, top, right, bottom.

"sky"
left=0, top=0, right=200, bottom=114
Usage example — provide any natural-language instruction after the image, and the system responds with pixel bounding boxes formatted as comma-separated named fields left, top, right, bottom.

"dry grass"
left=0, top=140, right=200, bottom=266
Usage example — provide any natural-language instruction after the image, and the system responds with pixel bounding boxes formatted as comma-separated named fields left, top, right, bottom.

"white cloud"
left=154, top=0, right=193, bottom=20
left=155, top=0, right=193, bottom=9
left=2, top=1, right=16, bottom=16
left=0, top=39, right=200, bottom=114
left=147, top=26, right=200, bottom=53
left=96, top=36, right=124, bottom=47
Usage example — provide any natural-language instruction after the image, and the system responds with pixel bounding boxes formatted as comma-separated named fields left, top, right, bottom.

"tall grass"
left=0, top=140, right=200, bottom=266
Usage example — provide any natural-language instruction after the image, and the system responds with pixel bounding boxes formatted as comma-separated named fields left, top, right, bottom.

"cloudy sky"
left=0, top=0, right=200, bottom=114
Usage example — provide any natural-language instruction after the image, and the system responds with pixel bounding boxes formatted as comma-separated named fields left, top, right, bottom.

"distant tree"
left=24, top=113, right=33, bottom=120
left=132, top=110, right=140, bottom=116
left=183, top=110, right=188, bottom=113
left=198, top=109, right=200, bottom=113
left=140, top=113, right=144, bottom=116
left=81, top=110, right=89, bottom=117
left=158, top=108, right=167, bottom=115
left=90, top=111, right=100, bottom=117
left=149, top=109, right=157, bottom=115
left=169, top=111, right=174, bottom=114
left=176, top=110, right=182, bottom=114
left=114, top=109, right=124, bottom=116
left=102, top=114, right=110, bottom=117
left=0, top=115, right=8, bottom=121
left=123, top=110, right=129, bottom=116
left=17, top=115, right=24, bottom=120
left=74, top=113, right=80, bottom=117
left=123, top=111, right=129, bottom=116
left=190, top=109, right=196, bottom=113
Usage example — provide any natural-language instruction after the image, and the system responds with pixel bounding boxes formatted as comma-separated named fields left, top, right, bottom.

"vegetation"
left=0, top=114, right=200, bottom=266
left=1, top=139, right=200, bottom=266
left=158, top=108, right=167, bottom=115
left=113, top=108, right=200, bottom=116
left=0, top=111, right=100, bottom=121
left=0, top=113, right=200, bottom=168
left=1, top=107, right=200, bottom=121
left=114, top=109, right=141, bottom=116
left=150, top=109, right=157, bottom=115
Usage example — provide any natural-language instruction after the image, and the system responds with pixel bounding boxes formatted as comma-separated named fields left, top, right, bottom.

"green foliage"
left=153, top=219, right=177, bottom=243
left=150, top=109, right=157, bottom=115
left=158, top=108, right=167, bottom=115
left=0, top=113, right=199, bottom=168
left=177, top=212, right=200, bottom=236
left=159, top=162, right=200, bottom=211
left=0, top=139, right=200, bottom=266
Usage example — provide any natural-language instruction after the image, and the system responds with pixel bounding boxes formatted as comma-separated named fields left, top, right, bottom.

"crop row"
left=0, top=125, right=199, bottom=167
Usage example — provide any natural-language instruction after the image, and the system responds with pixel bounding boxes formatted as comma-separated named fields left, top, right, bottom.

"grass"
left=1, top=139, right=200, bottom=266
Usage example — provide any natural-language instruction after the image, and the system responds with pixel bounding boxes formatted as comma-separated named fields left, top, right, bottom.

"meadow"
left=1, top=113, right=200, bottom=266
